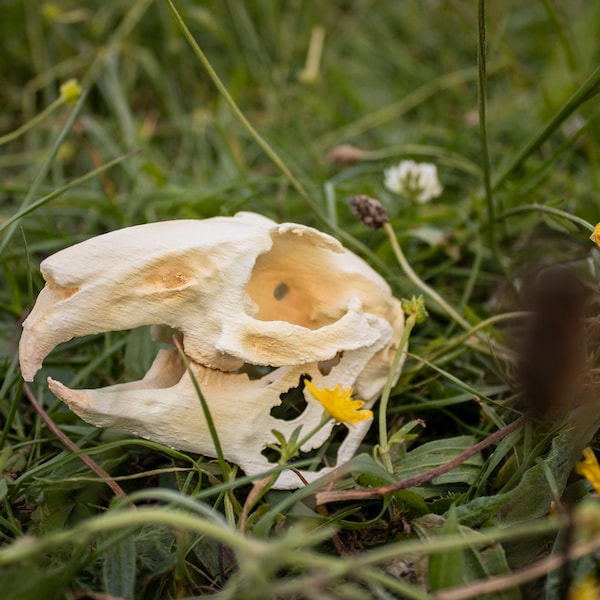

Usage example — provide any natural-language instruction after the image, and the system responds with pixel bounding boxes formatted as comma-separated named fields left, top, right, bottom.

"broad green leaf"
left=396, top=435, right=483, bottom=486
left=456, top=401, right=600, bottom=531
left=103, top=534, right=137, bottom=600
left=427, top=508, right=466, bottom=591
left=351, top=454, right=429, bottom=513
left=462, top=533, right=521, bottom=600
left=352, top=453, right=398, bottom=488
left=427, top=509, right=520, bottom=598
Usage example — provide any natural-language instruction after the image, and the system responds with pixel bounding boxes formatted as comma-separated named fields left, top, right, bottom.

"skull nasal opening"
left=245, top=233, right=347, bottom=330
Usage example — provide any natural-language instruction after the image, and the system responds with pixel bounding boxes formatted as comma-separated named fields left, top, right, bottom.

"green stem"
left=492, top=64, right=600, bottom=192
left=163, top=0, right=317, bottom=217
left=497, top=203, right=595, bottom=232
left=246, top=415, right=332, bottom=514
left=173, top=340, right=229, bottom=483
left=0, top=97, right=65, bottom=146
left=0, top=507, right=259, bottom=566
left=294, top=416, right=332, bottom=456
left=163, top=0, right=388, bottom=273
left=383, top=223, right=471, bottom=331
left=477, top=0, right=499, bottom=261
left=378, top=313, right=417, bottom=472
left=0, top=90, right=87, bottom=255
left=0, top=360, right=22, bottom=448
left=0, top=149, right=142, bottom=236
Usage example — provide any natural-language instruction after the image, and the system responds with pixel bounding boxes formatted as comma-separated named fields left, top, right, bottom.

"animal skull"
left=19, top=212, right=405, bottom=488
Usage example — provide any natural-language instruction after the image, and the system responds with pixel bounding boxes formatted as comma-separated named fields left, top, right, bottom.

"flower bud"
left=349, top=195, right=388, bottom=229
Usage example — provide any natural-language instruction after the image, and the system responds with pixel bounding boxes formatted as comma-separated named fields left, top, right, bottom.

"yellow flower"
left=59, top=79, right=82, bottom=106
left=568, top=575, right=600, bottom=600
left=304, top=379, right=373, bottom=425
left=575, top=447, right=600, bottom=493
left=590, top=223, right=600, bottom=247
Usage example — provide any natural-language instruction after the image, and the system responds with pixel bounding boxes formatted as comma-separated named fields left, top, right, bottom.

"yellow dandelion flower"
left=575, top=447, right=600, bottom=493
left=568, top=575, right=600, bottom=600
left=590, top=223, right=600, bottom=247
left=304, top=379, right=373, bottom=425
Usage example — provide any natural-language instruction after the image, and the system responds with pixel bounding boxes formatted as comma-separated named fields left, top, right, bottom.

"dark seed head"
left=349, top=195, right=388, bottom=229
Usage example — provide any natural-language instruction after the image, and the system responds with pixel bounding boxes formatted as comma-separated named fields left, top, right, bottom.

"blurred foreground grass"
left=2, top=1, right=600, bottom=598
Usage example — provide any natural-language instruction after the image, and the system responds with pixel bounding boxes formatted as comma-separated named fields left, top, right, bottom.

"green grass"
left=2, top=1, right=600, bottom=598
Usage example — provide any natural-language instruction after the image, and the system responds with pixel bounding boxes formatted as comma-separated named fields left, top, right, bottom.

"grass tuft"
left=2, top=1, right=600, bottom=598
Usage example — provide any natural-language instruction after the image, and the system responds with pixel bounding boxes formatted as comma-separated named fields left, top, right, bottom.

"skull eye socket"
left=246, top=233, right=346, bottom=329
left=273, top=282, right=288, bottom=300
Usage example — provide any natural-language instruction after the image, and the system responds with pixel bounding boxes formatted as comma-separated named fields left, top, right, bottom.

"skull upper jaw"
left=19, top=213, right=405, bottom=488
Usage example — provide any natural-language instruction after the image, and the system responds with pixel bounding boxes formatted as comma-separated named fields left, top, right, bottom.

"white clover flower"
left=384, top=160, right=443, bottom=203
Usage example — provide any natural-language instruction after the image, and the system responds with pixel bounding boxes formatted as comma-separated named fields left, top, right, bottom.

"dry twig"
left=23, top=383, right=129, bottom=501
left=316, top=415, right=525, bottom=504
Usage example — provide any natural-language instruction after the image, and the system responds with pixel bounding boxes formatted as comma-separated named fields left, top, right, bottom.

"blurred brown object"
left=516, top=268, right=592, bottom=419
left=328, top=144, right=364, bottom=164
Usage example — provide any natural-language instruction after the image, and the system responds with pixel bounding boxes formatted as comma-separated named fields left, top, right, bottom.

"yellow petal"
left=589, top=223, right=600, bottom=247
left=304, top=379, right=373, bottom=426
left=575, top=447, right=600, bottom=494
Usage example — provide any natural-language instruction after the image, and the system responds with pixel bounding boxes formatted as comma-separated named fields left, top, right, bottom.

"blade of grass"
left=173, top=338, right=228, bottom=483
left=493, top=64, right=600, bottom=192
left=172, top=338, right=242, bottom=526
left=163, top=0, right=389, bottom=274
left=0, top=97, right=67, bottom=146
left=318, top=66, right=483, bottom=148
left=497, top=203, right=594, bottom=232
left=0, top=90, right=88, bottom=255
left=477, top=0, right=502, bottom=268
left=316, top=415, right=525, bottom=504
left=0, top=364, right=22, bottom=448
left=22, top=383, right=128, bottom=500
left=0, top=149, right=142, bottom=239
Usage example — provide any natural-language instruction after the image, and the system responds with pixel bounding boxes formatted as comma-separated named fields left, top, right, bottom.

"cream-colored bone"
left=19, top=212, right=404, bottom=488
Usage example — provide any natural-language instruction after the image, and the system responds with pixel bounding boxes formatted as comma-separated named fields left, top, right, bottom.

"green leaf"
left=350, top=455, right=429, bottom=514
left=0, top=445, right=12, bottom=472
left=0, top=565, right=67, bottom=600
left=456, top=401, right=600, bottom=531
left=0, top=479, right=7, bottom=503
left=123, top=326, right=161, bottom=381
left=353, top=453, right=398, bottom=488
left=103, top=534, right=137, bottom=600
left=427, top=507, right=466, bottom=591
left=541, top=212, right=579, bottom=234
left=387, top=419, right=425, bottom=451
left=396, top=435, right=483, bottom=486
left=270, top=429, right=288, bottom=446
left=462, top=534, right=521, bottom=600
left=427, top=508, right=520, bottom=598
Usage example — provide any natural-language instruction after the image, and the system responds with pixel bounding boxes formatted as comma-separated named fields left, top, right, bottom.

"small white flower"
left=384, top=160, right=443, bottom=203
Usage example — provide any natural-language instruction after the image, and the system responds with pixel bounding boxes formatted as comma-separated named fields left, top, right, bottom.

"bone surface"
left=20, top=212, right=405, bottom=488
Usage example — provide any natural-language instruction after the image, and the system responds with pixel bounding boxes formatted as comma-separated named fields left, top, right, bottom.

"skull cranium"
left=19, top=212, right=404, bottom=488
